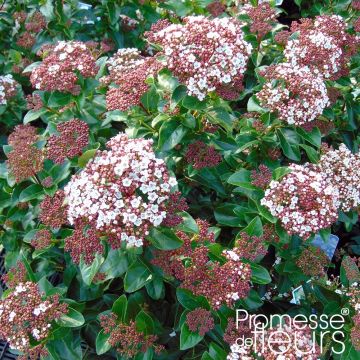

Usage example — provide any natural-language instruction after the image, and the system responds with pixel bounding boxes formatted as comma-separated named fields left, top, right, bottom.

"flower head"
left=146, top=16, right=252, bottom=101
left=64, top=134, right=177, bottom=249
left=46, top=119, right=89, bottom=164
left=0, top=282, right=67, bottom=357
left=261, top=164, right=339, bottom=239
left=30, top=41, right=98, bottom=93
left=257, top=64, right=329, bottom=125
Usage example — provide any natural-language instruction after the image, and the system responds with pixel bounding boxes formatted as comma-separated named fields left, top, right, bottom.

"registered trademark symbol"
left=341, top=308, right=349, bottom=316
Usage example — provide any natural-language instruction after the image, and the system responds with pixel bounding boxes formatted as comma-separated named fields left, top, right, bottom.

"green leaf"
left=247, top=96, right=265, bottom=113
left=141, top=87, right=159, bottom=112
left=278, top=129, right=301, bottom=161
left=227, top=169, right=252, bottom=187
left=79, top=253, right=104, bottom=286
left=112, top=294, right=127, bottom=321
left=56, top=307, right=85, bottom=327
left=21, top=252, right=36, bottom=282
left=157, top=70, right=179, bottom=92
left=124, top=259, right=153, bottom=293
left=180, top=323, right=204, bottom=350
left=251, top=264, right=271, bottom=284
left=272, top=167, right=292, bottom=181
left=182, top=95, right=207, bottom=110
left=171, top=85, right=187, bottom=105
left=147, top=227, right=183, bottom=250
left=176, top=288, right=209, bottom=310
left=215, top=204, right=242, bottom=227
left=47, top=92, right=72, bottom=107
left=146, top=276, right=165, bottom=300
left=158, top=119, right=188, bottom=152
left=206, top=107, right=234, bottom=132
left=136, top=310, right=155, bottom=335
left=19, top=184, right=44, bottom=202
left=23, top=109, right=47, bottom=124
left=99, top=248, right=128, bottom=280
left=296, top=127, right=321, bottom=148
left=243, top=216, right=263, bottom=237
left=78, top=148, right=98, bottom=168
left=176, top=212, right=199, bottom=234
left=95, top=329, right=112, bottom=355
left=299, top=144, right=319, bottom=163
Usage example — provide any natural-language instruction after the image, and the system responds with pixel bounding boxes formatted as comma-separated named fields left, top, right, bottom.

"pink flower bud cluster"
left=104, top=48, right=162, bottom=111
left=261, top=164, right=339, bottom=239
left=30, top=41, right=98, bottom=94
left=285, top=15, right=359, bottom=80
left=185, top=308, right=214, bottom=336
left=257, top=64, right=330, bottom=125
left=152, top=221, right=250, bottom=309
left=319, top=144, right=360, bottom=212
left=241, top=3, right=278, bottom=38
left=146, top=16, right=252, bottom=101
left=46, top=119, right=89, bottom=164
left=0, top=282, right=67, bottom=357
left=185, top=140, right=222, bottom=169
left=64, top=133, right=178, bottom=249
left=0, top=74, right=18, bottom=106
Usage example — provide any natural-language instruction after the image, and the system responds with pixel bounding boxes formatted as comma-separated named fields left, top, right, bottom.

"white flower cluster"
left=319, top=144, right=360, bottom=212
left=105, top=48, right=145, bottom=81
left=261, top=164, right=340, bottom=239
left=227, top=343, right=253, bottom=360
left=149, top=16, right=252, bottom=100
left=285, top=32, right=342, bottom=79
left=64, top=133, right=177, bottom=248
left=284, top=15, right=349, bottom=79
left=257, top=64, right=330, bottom=125
left=0, top=74, right=17, bottom=106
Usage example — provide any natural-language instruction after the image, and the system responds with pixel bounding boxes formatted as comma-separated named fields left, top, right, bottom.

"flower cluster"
left=342, top=256, right=360, bottom=284
left=39, top=190, right=68, bottom=228
left=7, top=125, right=44, bottom=183
left=25, top=11, right=46, bottom=33
left=161, top=191, right=188, bottom=227
left=257, top=64, right=330, bottom=125
left=151, top=219, right=215, bottom=280
left=285, top=15, right=359, bottom=80
left=64, top=222, right=104, bottom=264
left=0, top=282, right=68, bottom=358
left=26, top=93, right=43, bottom=111
left=0, top=74, right=18, bottom=106
left=30, top=41, right=98, bottom=93
left=185, top=308, right=214, bottom=336
left=241, top=3, right=278, bottom=38
left=32, top=229, right=52, bottom=250
left=185, top=141, right=222, bottom=169
left=103, top=48, right=162, bottom=111
left=147, top=16, right=252, bottom=100
left=319, top=144, right=360, bottom=212
left=250, top=164, right=272, bottom=189
left=46, top=119, right=89, bottom=164
left=1, top=262, right=27, bottom=289
left=64, top=133, right=178, bottom=253
left=206, top=1, right=226, bottom=17
left=352, top=313, right=360, bottom=351
left=296, top=246, right=329, bottom=277
left=152, top=220, right=251, bottom=309
left=261, top=164, right=339, bottom=239
left=99, top=313, right=164, bottom=358
left=234, top=231, right=268, bottom=261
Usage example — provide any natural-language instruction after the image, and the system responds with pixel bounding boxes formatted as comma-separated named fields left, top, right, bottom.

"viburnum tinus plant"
left=0, top=0, right=359, bottom=359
